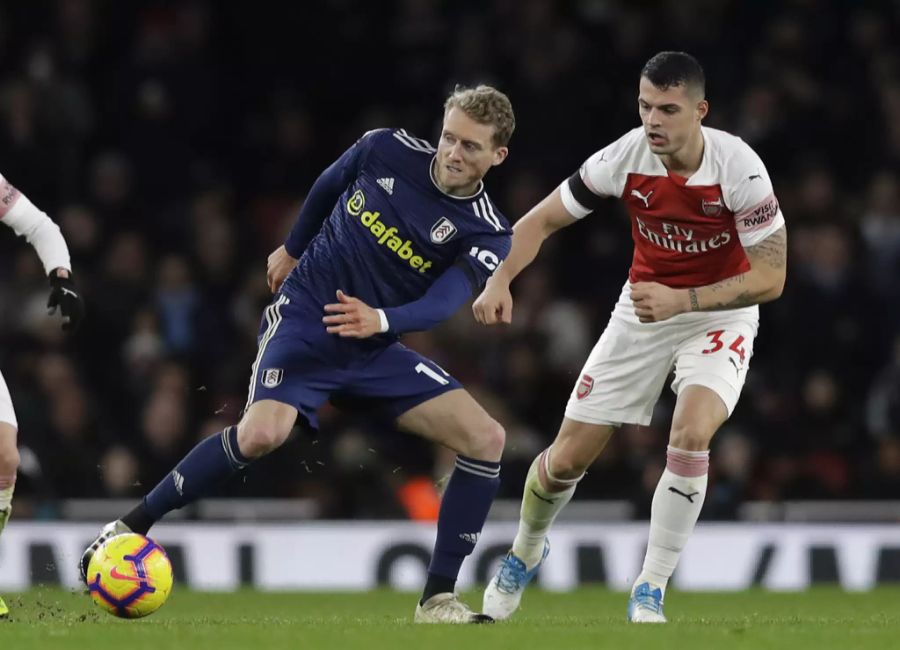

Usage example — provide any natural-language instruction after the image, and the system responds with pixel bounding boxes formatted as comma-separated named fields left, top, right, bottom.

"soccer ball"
left=86, top=533, right=174, bottom=618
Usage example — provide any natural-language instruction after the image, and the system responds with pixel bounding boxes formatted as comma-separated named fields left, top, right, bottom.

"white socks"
left=512, top=449, right=581, bottom=569
left=635, top=446, right=709, bottom=595
left=0, top=473, right=14, bottom=511
left=0, top=474, right=14, bottom=535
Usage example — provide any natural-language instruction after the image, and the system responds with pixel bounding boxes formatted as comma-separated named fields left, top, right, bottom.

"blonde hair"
left=444, top=84, right=515, bottom=148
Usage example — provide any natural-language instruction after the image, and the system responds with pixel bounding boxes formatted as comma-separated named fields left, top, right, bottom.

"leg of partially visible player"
left=483, top=417, right=615, bottom=620
left=395, top=389, right=505, bottom=624
left=0, top=371, right=20, bottom=618
left=80, top=399, right=297, bottom=581
left=628, top=384, right=726, bottom=623
left=0, top=422, right=18, bottom=619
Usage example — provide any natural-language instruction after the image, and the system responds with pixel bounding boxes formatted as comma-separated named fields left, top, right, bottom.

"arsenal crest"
left=262, top=368, right=283, bottom=388
left=430, top=217, right=457, bottom=244
left=701, top=197, right=724, bottom=217
left=576, top=373, right=594, bottom=400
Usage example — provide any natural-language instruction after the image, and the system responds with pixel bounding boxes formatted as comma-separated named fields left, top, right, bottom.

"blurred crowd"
left=1, top=0, right=899, bottom=521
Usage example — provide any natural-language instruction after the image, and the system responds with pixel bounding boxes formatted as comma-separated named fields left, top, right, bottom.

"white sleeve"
left=558, top=132, right=635, bottom=219
left=0, top=175, right=72, bottom=274
left=724, top=150, right=786, bottom=247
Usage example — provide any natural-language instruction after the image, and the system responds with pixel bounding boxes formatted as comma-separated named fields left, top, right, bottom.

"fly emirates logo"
left=347, top=189, right=433, bottom=273
left=635, top=216, right=732, bottom=254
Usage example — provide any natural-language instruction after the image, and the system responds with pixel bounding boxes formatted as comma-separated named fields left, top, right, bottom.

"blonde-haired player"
left=0, top=174, right=84, bottom=617
left=474, top=52, right=786, bottom=623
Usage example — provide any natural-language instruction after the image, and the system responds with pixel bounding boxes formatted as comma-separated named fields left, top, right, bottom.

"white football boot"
left=627, top=582, right=667, bottom=623
left=414, top=593, right=494, bottom=624
left=79, top=519, right=133, bottom=584
left=482, top=538, right=550, bottom=621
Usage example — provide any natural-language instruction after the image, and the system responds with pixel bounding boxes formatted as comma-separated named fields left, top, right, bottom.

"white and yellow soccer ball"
left=86, top=533, right=174, bottom=618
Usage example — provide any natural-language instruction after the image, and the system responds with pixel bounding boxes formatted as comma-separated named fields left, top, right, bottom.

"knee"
left=237, top=419, right=291, bottom=458
left=463, top=418, right=505, bottom=462
left=669, top=422, right=714, bottom=451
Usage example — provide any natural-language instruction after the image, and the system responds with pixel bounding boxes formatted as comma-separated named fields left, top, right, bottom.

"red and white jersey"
left=560, top=126, right=785, bottom=289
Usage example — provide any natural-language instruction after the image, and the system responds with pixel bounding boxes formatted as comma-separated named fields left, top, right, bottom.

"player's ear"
left=696, top=99, right=709, bottom=122
left=491, top=146, right=509, bottom=166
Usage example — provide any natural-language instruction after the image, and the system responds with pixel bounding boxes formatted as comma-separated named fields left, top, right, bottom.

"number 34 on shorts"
left=698, top=328, right=750, bottom=372
left=671, top=321, right=758, bottom=417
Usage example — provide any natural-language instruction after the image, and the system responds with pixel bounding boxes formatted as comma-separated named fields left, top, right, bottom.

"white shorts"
left=0, top=371, right=17, bottom=428
left=564, top=283, right=759, bottom=426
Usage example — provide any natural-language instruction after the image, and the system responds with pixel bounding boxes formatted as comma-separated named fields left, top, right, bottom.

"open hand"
left=323, top=290, right=381, bottom=338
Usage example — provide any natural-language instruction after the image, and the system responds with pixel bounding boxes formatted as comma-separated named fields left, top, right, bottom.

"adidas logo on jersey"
left=377, top=177, right=394, bottom=195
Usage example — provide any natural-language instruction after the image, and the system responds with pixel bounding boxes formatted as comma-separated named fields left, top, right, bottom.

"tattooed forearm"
left=702, top=290, right=758, bottom=310
left=706, top=272, right=747, bottom=293
left=744, top=226, right=787, bottom=270
left=690, top=226, right=787, bottom=311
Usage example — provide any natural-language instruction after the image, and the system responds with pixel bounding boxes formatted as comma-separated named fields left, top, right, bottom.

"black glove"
left=47, top=271, right=85, bottom=332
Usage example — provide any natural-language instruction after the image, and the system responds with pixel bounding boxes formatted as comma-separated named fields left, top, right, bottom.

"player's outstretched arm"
left=473, top=188, right=577, bottom=325
left=323, top=265, right=475, bottom=338
left=1, top=175, right=84, bottom=331
left=629, top=226, right=787, bottom=323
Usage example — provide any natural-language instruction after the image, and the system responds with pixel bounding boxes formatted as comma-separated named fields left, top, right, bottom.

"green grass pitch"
left=2, top=587, right=899, bottom=649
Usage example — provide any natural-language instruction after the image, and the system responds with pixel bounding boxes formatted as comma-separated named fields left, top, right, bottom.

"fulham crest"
left=430, top=217, right=457, bottom=244
left=262, top=368, right=283, bottom=388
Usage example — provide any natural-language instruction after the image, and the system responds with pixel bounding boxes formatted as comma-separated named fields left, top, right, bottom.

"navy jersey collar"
left=429, top=157, right=484, bottom=200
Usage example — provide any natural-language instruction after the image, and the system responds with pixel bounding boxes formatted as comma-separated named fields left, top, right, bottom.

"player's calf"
left=0, top=423, right=20, bottom=536
left=484, top=448, right=579, bottom=620
left=421, top=454, right=501, bottom=605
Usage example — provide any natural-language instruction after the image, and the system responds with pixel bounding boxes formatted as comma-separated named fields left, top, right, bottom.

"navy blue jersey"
left=281, top=128, right=512, bottom=315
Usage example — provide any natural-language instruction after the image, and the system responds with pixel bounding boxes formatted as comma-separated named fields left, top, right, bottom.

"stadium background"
left=0, top=0, right=899, bottom=534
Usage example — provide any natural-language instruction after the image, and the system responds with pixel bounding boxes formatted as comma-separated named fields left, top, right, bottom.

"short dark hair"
left=641, top=51, right=705, bottom=98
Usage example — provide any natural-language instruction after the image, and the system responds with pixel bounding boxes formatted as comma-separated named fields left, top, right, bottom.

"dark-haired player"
left=475, top=52, right=787, bottom=623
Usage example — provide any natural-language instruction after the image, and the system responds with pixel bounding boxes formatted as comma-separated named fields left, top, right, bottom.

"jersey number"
left=702, top=330, right=746, bottom=363
left=469, top=246, right=499, bottom=271
left=415, top=362, right=450, bottom=386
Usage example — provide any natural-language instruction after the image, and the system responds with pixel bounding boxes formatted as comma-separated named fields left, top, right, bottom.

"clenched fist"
left=472, top=278, right=513, bottom=325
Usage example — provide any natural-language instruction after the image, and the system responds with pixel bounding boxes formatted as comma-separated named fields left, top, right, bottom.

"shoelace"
left=632, top=586, right=663, bottom=613
left=495, top=556, right=528, bottom=593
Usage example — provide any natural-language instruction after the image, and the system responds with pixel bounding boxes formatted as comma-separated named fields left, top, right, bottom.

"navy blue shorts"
left=244, top=294, right=462, bottom=428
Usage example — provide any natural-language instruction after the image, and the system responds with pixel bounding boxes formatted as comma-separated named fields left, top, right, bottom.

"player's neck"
left=438, top=179, right=479, bottom=197
left=659, top=129, right=705, bottom=178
